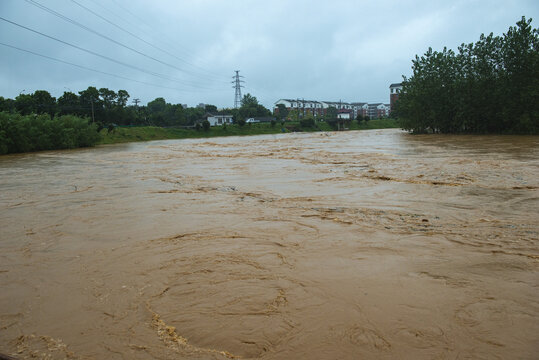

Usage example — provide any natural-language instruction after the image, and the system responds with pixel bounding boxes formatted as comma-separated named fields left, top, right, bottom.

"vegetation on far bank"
left=0, top=82, right=400, bottom=154
left=0, top=112, right=100, bottom=154
left=99, top=118, right=401, bottom=145
left=0, top=108, right=399, bottom=154
left=0, top=87, right=272, bottom=129
left=397, top=17, right=538, bottom=134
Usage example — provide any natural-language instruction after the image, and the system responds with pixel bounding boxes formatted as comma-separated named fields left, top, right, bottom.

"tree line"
left=0, top=86, right=273, bottom=154
left=397, top=16, right=538, bottom=134
left=0, top=87, right=271, bottom=129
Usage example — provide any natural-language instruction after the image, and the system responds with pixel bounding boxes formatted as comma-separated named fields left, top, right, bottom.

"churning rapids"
left=1, top=129, right=538, bottom=359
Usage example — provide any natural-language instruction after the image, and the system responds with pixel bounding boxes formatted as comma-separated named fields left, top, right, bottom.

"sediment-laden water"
left=1, top=129, right=538, bottom=359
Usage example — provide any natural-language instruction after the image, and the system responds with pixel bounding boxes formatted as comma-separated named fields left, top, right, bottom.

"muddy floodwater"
left=1, top=129, right=538, bottom=359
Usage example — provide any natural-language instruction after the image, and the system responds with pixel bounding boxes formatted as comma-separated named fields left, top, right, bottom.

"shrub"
left=0, top=112, right=100, bottom=154
left=202, top=119, right=210, bottom=131
left=300, top=117, right=315, bottom=128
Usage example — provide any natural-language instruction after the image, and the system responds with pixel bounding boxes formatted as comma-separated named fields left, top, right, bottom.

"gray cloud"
left=1, top=0, right=538, bottom=109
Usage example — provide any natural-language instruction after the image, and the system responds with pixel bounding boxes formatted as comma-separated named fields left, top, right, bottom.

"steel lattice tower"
left=232, top=70, right=244, bottom=108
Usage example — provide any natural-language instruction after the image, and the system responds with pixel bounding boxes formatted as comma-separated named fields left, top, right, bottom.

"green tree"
left=241, top=93, right=258, bottom=107
left=501, top=16, right=539, bottom=133
left=324, top=106, right=337, bottom=121
left=164, top=104, right=185, bottom=126
left=239, top=93, right=259, bottom=119
left=398, top=17, right=538, bottom=134
left=32, top=90, right=56, bottom=118
left=300, top=114, right=315, bottom=128
left=14, top=93, right=36, bottom=115
left=276, top=104, right=289, bottom=120
left=204, top=104, right=217, bottom=113
left=99, top=88, right=117, bottom=110
left=58, top=91, right=80, bottom=116
left=184, top=107, right=205, bottom=126
left=202, top=119, right=210, bottom=131
left=147, top=97, right=167, bottom=114
left=239, top=93, right=271, bottom=119
left=78, top=87, right=101, bottom=122
left=0, top=96, right=15, bottom=113
left=116, top=90, right=130, bottom=107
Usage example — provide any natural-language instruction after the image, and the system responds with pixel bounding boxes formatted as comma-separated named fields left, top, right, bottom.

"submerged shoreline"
left=97, top=118, right=401, bottom=144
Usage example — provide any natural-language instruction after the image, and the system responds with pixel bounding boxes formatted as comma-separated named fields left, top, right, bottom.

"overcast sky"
left=1, top=0, right=538, bottom=109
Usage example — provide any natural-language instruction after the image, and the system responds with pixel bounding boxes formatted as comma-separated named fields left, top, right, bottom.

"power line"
left=106, top=0, right=226, bottom=77
left=0, top=16, right=226, bottom=91
left=107, top=1, right=193, bottom=58
left=24, top=0, right=225, bottom=87
left=0, top=41, right=211, bottom=93
left=70, top=0, right=228, bottom=82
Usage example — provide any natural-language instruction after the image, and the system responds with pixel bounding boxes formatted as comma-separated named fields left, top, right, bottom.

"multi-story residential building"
left=274, top=97, right=391, bottom=120
left=351, top=102, right=369, bottom=118
left=275, top=99, right=369, bottom=119
left=274, top=99, right=326, bottom=118
left=384, top=104, right=391, bottom=116
left=367, top=103, right=391, bottom=119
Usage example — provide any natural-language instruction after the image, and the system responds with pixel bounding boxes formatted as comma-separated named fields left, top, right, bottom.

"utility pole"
left=132, top=98, right=140, bottom=107
left=231, top=70, right=244, bottom=108
left=90, top=97, right=95, bottom=123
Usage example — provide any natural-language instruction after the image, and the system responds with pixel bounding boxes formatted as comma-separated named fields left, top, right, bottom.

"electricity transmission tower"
left=232, top=70, right=244, bottom=108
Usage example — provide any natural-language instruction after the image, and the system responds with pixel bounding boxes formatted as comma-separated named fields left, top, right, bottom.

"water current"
left=1, top=129, right=538, bottom=359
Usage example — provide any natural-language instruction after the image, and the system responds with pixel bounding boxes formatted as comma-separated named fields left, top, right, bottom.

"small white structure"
left=337, top=112, right=351, bottom=119
left=207, top=115, right=233, bottom=126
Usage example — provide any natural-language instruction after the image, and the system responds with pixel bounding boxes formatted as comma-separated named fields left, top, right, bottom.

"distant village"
left=274, top=83, right=403, bottom=120
left=205, top=83, right=403, bottom=126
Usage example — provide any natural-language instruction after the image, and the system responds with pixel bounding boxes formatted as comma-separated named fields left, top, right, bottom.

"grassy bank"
left=99, top=118, right=401, bottom=145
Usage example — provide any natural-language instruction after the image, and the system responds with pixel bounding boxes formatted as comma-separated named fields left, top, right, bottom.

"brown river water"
left=1, top=129, right=538, bottom=359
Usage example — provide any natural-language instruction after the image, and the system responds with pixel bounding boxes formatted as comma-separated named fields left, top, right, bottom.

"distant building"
left=337, top=109, right=352, bottom=120
left=207, top=114, right=233, bottom=126
left=274, top=99, right=366, bottom=119
left=389, top=83, right=403, bottom=111
left=367, top=103, right=390, bottom=119
left=351, top=102, right=369, bottom=118
left=274, top=98, right=389, bottom=120
left=274, top=99, right=326, bottom=118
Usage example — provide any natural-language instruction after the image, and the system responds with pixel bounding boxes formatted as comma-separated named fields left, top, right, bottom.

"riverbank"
left=98, top=118, right=400, bottom=144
